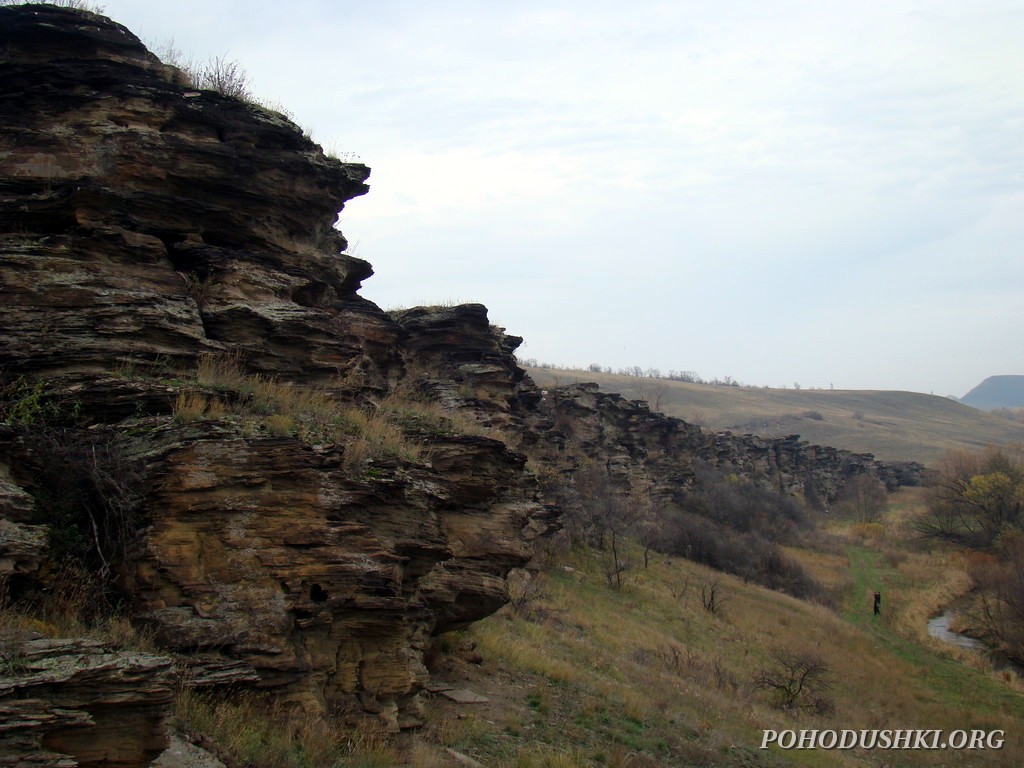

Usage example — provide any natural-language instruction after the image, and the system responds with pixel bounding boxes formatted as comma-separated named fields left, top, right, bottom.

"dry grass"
left=439, top=533, right=1024, bottom=767
left=173, top=391, right=221, bottom=423
left=196, top=351, right=251, bottom=392
left=1, top=562, right=157, bottom=656
left=174, top=688, right=398, bottom=768
left=171, top=354, right=503, bottom=470
left=191, top=353, right=431, bottom=468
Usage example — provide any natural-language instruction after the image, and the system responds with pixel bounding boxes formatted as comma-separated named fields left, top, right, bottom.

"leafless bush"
left=967, top=536, right=1024, bottom=664
left=195, top=55, right=252, bottom=100
left=181, top=271, right=216, bottom=310
left=151, top=42, right=253, bottom=102
left=711, top=656, right=740, bottom=693
left=668, top=576, right=691, bottom=601
left=835, top=473, right=889, bottom=522
left=753, top=648, right=834, bottom=714
left=659, top=468, right=827, bottom=602
left=25, top=427, right=144, bottom=573
left=700, top=578, right=729, bottom=616
left=554, top=463, right=655, bottom=590
left=654, top=644, right=685, bottom=676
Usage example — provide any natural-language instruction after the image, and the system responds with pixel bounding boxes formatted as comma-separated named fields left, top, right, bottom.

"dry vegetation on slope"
left=407, top=488, right=1024, bottom=768
left=527, top=368, right=1024, bottom=466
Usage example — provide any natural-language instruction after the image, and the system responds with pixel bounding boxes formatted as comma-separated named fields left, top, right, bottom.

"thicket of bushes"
left=660, top=466, right=823, bottom=601
left=916, top=447, right=1024, bottom=663
left=552, top=461, right=826, bottom=601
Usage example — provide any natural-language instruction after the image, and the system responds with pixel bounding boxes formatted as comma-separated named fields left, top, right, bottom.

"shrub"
left=699, top=577, right=729, bottom=616
left=661, top=509, right=823, bottom=600
left=194, top=55, right=252, bottom=100
left=0, top=377, right=64, bottom=425
left=915, top=447, right=1023, bottom=548
left=967, top=534, right=1024, bottom=663
left=506, top=568, right=545, bottom=618
left=753, top=647, right=834, bottom=714
left=835, top=473, right=889, bottom=522
left=25, top=427, right=143, bottom=572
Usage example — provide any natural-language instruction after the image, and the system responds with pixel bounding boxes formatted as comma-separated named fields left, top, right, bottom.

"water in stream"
left=926, top=609, right=985, bottom=651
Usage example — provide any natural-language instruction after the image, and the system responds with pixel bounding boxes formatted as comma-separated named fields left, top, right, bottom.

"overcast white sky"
left=96, top=0, right=1023, bottom=396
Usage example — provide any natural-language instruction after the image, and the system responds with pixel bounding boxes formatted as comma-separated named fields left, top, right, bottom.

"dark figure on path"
left=873, top=591, right=881, bottom=616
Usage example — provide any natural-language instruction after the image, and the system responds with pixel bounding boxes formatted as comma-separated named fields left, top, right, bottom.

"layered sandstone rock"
left=524, top=383, right=925, bottom=506
left=0, top=3, right=542, bottom=741
left=0, top=638, right=173, bottom=768
left=0, top=2, right=392, bottom=384
left=122, top=423, right=535, bottom=726
left=0, top=466, right=47, bottom=581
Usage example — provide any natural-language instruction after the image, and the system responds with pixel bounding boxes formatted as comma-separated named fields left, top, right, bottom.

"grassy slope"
left=526, top=367, right=1024, bottom=465
left=412, top=493, right=1023, bottom=767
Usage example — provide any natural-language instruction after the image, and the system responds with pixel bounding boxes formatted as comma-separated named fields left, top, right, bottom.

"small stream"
left=926, top=609, right=985, bottom=651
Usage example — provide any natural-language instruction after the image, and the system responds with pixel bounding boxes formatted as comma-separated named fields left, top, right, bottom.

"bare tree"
left=836, top=474, right=888, bottom=522
left=699, top=577, right=729, bottom=615
left=968, top=536, right=1024, bottom=664
left=566, top=463, right=651, bottom=589
left=753, top=648, right=834, bottom=714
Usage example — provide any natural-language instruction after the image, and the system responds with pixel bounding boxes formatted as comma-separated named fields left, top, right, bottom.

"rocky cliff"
left=0, top=5, right=922, bottom=766
left=0, top=4, right=541, bottom=759
left=523, top=383, right=924, bottom=506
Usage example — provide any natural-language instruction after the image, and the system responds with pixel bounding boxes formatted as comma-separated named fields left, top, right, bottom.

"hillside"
left=962, top=375, right=1024, bottom=411
left=527, top=368, right=1024, bottom=465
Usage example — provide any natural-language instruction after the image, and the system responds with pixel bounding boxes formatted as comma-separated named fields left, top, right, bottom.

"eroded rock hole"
left=310, top=583, right=328, bottom=603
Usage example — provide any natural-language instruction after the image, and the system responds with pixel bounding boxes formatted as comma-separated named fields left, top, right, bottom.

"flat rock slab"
left=435, top=687, right=490, bottom=704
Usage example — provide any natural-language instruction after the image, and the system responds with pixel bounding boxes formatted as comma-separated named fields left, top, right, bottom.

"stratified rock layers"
left=0, top=639, right=174, bottom=768
left=124, top=424, right=535, bottom=723
left=0, top=3, right=389, bottom=384
left=0, top=3, right=540, bottom=736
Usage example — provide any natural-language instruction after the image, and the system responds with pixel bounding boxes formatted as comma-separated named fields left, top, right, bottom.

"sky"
left=93, top=0, right=1023, bottom=396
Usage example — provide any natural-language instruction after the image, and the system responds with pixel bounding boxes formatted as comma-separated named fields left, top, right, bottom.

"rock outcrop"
left=122, top=422, right=535, bottom=725
left=0, top=638, right=173, bottom=768
left=522, top=383, right=925, bottom=505
left=0, top=2, right=541, bottom=741
left=0, top=2, right=391, bottom=385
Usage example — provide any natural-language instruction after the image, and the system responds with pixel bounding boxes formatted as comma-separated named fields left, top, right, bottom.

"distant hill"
left=526, top=367, right=1024, bottom=465
left=961, top=375, right=1024, bottom=411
